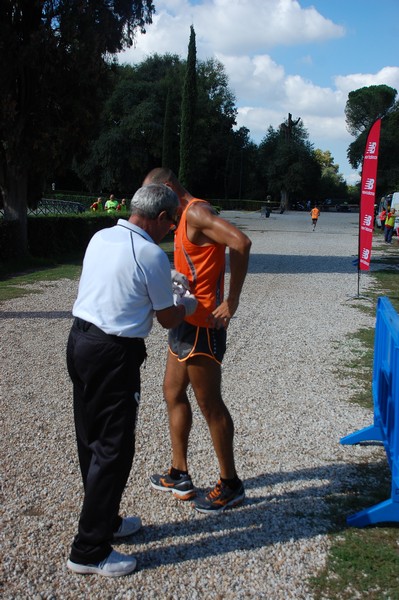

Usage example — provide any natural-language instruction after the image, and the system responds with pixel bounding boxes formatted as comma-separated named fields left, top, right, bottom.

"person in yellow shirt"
left=384, top=207, right=396, bottom=244
left=310, top=206, right=320, bottom=231
left=104, top=194, right=119, bottom=215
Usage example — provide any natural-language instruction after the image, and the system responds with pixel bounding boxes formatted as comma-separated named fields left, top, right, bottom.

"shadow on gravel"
left=0, top=310, right=72, bottom=319
left=247, top=254, right=356, bottom=274
left=122, top=460, right=388, bottom=572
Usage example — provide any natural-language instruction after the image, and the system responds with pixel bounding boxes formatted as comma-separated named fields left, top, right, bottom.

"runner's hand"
left=171, top=269, right=190, bottom=292
left=171, top=270, right=191, bottom=302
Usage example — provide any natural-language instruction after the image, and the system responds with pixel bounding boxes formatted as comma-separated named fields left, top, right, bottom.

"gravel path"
left=1, top=210, right=384, bottom=599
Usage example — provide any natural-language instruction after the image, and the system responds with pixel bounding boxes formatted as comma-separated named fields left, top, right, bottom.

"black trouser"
left=66, top=318, right=146, bottom=564
left=385, top=226, right=394, bottom=243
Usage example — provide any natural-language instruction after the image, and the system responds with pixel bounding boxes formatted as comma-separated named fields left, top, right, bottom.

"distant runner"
left=310, top=206, right=320, bottom=231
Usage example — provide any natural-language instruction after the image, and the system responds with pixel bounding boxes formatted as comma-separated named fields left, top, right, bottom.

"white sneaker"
left=67, top=549, right=137, bottom=577
left=113, top=516, right=142, bottom=540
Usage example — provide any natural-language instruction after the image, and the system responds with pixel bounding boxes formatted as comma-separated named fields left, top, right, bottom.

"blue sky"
left=119, top=0, right=399, bottom=184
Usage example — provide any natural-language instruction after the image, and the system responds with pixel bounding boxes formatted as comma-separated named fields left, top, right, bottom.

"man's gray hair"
left=130, top=184, right=178, bottom=219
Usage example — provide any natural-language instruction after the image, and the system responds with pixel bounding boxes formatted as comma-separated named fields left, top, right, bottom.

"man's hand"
left=171, top=269, right=191, bottom=297
left=175, top=294, right=198, bottom=316
left=171, top=269, right=197, bottom=315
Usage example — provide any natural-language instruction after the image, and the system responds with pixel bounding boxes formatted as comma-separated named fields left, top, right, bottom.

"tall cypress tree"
left=179, top=25, right=197, bottom=188
left=162, top=86, right=175, bottom=169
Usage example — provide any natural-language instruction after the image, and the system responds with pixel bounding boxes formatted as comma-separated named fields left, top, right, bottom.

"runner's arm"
left=187, top=204, right=251, bottom=326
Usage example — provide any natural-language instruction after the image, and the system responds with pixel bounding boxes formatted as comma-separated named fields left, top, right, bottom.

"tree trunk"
left=280, top=189, right=288, bottom=212
left=2, top=166, right=29, bottom=257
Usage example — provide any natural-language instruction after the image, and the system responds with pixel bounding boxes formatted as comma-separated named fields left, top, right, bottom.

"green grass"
left=0, top=238, right=175, bottom=303
left=343, top=326, right=375, bottom=410
left=312, top=527, right=399, bottom=600
left=341, top=236, right=399, bottom=411
left=0, top=257, right=83, bottom=302
left=310, top=242, right=399, bottom=600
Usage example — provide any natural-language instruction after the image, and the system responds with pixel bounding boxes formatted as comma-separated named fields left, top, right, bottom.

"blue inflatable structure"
left=340, top=296, right=399, bottom=526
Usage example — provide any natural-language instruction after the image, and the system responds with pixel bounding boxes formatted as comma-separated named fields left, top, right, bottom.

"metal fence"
left=29, top=198, right=86, bottom=215
left=0, top=198, right=87, bottom=218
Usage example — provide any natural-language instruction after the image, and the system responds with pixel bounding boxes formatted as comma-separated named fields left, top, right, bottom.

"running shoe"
left=67, top=550, right=136, bottom=577
left=150, top=469, right=196, bottom=500
left=113, top=516, right=142, bottom=540
left=193, top=479, right=245, bottom=513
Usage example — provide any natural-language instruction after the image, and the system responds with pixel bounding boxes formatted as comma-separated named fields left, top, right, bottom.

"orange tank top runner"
left=174, top=199, right=226, bottom=328
left=311, top=207, right=320, bottom=219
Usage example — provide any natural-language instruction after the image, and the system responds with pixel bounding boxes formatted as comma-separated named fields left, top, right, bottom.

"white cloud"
left=229, top=64, right=348, bottom=147
left=118, top=1, right=397, bottom=182
left=299, top=54, right=313, bottom=66
left=236, top=106, right=283, bottom=139
left=217, top=53, right=286, bottom=104
left=335, top=66, right=399, bottom=95
left=236, top=106, right=348, bottom=145
left=284, top=75, right=344, bottom=116
left=194, top=0, right=344, bottom=55
left=122, top=0, right=345, bottom=63
left=217, top=61, right=398, bottom=182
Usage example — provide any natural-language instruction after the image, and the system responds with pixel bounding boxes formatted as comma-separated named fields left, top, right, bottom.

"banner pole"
left=349, top=237, right=371, bottom=301
left=347, top=119, right=381, bottom=302
left=348, top=190, right=371, bottom=301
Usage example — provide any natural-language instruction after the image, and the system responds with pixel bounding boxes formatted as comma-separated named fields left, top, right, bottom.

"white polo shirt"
left=72, top=219, right=173, bottom=338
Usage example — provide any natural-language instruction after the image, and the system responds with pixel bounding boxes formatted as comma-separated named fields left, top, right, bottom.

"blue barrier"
left=340, top=296, right=399, bottom=526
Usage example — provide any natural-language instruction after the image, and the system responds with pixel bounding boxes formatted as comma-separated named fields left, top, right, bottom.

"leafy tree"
left=75, top=55, right=183, bottom=193
left=345, top=85, right=397, bottom=136
left=223, top=127, right=256, bottom=200
left=75, top=53, right=241, bottom=199
left=347, top=184, right=360, bottom=203
left=194, top=58, right=238, bottom=197
left=314, top=149, right=347, bottom=200
left=346, top=85, right=399, bottom=196
left=318, top=165, right=347, bottom=200
left=375, top=102, right=399, bottom=192
left=0, top=0, right=154, bottom=256
left=162, top=86, right=177, bottom=171
left=179, top=25, right=197, bottom=189
left=314, top=149, right=338, bottom=173
left=258, top=118, right=321, bottom=208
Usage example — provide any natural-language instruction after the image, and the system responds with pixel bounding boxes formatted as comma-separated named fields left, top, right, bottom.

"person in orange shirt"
left=310, top=205, right=320, bottom=231
left=378, top=208, right=387, bottom=231
left=143, top=168, right=251, bottom=513
left=90, top=197, right=103, bottom=212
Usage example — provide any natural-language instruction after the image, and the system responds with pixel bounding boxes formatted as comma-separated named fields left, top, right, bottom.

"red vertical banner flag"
left=359, top=118, right=381, bottom=270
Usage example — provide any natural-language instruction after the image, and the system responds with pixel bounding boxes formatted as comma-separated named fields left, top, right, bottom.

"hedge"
left=0, top=214, right=123, bottom=261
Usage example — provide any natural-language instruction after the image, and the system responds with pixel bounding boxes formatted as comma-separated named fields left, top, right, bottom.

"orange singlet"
left=174, top=199, right=226, bottom=328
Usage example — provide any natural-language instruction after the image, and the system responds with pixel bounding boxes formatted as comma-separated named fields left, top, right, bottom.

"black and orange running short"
left=168, top=321, right=227, bottom=364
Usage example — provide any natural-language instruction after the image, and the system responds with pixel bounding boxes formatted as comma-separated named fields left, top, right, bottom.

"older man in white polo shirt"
left=66, top=184, right=197, bottom=578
